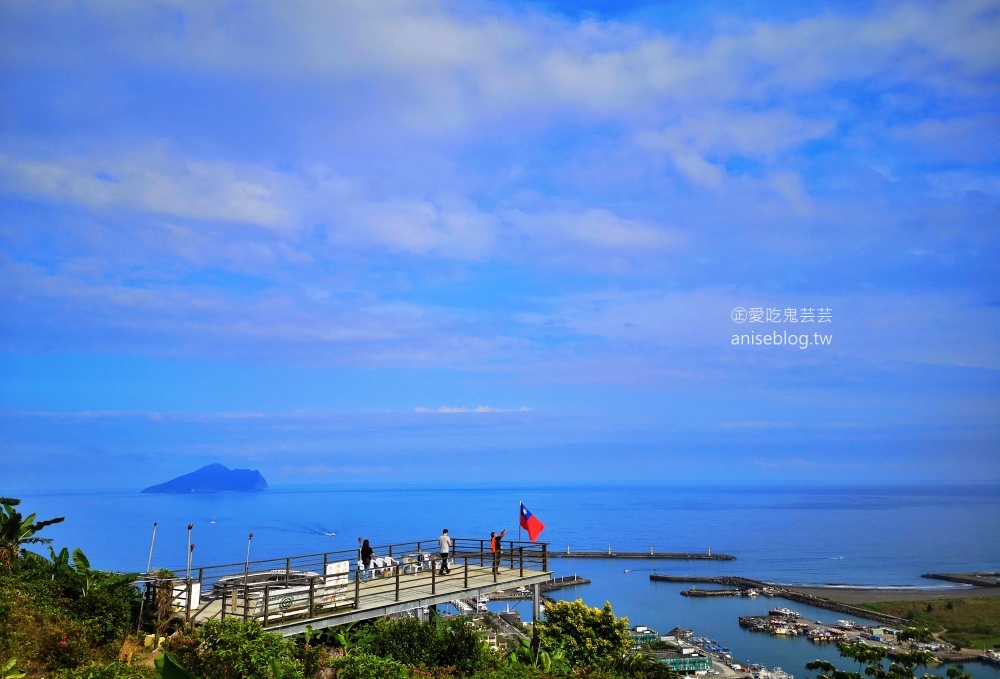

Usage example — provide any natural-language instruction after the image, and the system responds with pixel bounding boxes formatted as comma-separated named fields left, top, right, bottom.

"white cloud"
left=341, top=197, right=498, bottom=260
left=503, top=208, right=681, bottom=252
left=635, top=111, right=836, bottom=189
left=6, top=1, right=996, bottom=130
left=414, top=406, right=532, bottom=413
left=0, top=151, right=290, bottom=228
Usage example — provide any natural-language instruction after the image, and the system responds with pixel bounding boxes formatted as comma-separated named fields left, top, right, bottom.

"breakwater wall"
left=680, top=588, right=741, bottom=597
left=650, top=574, right=910, bottom=626
left=922, top=572, right=1000, bottom=588
left=488, top=575, right=591, bottom=601
left=777, top=589, right=909, bottom=626
left=551, top=550, right=735, bottom=561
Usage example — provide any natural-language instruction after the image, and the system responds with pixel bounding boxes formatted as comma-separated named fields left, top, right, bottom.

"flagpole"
left=518, top=500, right=523, bottom=543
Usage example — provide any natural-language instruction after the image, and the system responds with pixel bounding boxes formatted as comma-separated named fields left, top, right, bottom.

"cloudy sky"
left=2, top=0, right=998, bottom=491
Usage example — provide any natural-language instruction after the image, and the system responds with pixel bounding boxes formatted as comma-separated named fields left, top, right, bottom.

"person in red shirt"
left=490, top=528, right=507, bottom=574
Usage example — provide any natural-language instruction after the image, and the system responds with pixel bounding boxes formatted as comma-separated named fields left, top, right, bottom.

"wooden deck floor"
left=189, top=562, right=551, bottom=637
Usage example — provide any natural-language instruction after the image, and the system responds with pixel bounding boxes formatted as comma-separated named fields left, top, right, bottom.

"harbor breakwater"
left=551, top=549, right=735, bottom=560
left=923, top=572, right=1000, bottom=588
left=650, top=574, right=910, bottom=626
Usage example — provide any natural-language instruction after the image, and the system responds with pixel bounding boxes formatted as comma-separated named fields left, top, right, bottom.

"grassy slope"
left=861, top=597, right=1000, bottom=650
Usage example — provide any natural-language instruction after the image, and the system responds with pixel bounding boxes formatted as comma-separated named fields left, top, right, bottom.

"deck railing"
left=138, top=538, right=548, bottom=632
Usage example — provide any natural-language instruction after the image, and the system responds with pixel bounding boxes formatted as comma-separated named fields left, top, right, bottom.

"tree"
left=48, top=546, right=138, bottom=598
left=899, top=627, right=934, bottom=646
left=0, top=497, right=64, bottom=573
left=535, top=599, right=632, bottom=668
left=838, top=642, right=887, bottom=675
left=806, top=642, right=940, bottom=679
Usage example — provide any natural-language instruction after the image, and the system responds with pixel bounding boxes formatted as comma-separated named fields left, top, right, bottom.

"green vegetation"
left=536, top=599, right=632, bottom=668
left=162, top=619, right=305, bottom=679
left=805, top=641, right=939, bottom=679
left=156, top=607, right=678, bottom=679
left=862, top=597, right=1000, bottom=649
left=0, top=496, right=65, bottom=573
left=0, top=499, right=148, bottom=677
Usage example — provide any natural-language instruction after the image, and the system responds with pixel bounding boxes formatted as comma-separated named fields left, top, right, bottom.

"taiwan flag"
left=519, top=502, right=545, bottom=541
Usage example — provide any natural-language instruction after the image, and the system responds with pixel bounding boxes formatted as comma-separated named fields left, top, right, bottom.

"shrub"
left=177, top=619, right=305, bottom=679
left=361, top=616, right=491, bottom=676
left=40, top=627, right=91, bottom=670
left=430, top=618, right=491, bottom=676
left=69, top=582, right=141, bottom=646
left=367, top=618, right=436, bottom=666
left=329, top=652, right=412, bottom=679
left=535, top=599, right=631, bottom=669
left=59, top=660, right=155, bottom=678
left=160, top=633, right=201, bottom=675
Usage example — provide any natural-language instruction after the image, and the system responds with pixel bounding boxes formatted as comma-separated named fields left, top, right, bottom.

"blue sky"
left=1, top=0, right=998, bottom=491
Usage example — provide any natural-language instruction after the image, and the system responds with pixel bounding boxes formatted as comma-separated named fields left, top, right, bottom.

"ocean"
left=13, top=483, right=1000, bottom=678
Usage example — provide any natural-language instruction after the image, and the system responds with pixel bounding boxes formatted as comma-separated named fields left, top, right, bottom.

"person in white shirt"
left=438, top=528, right=452, bottom=574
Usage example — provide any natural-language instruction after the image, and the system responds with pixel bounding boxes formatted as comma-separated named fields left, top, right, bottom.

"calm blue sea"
left=14, top=483, right=1000, bottom=678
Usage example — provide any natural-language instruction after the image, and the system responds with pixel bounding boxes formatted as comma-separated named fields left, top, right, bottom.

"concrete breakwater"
left=680, top=588, right=742, bottom=597
left=650, top=574, right=910, bottom=626
left=923, top=572, right=1000, bottom=588
left=487, top=575, right=591, bottom=601
left=551, top=549, right=735, bottom=560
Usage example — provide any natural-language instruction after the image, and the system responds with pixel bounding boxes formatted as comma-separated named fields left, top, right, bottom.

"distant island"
left=141, top=463, right=268, bottom=493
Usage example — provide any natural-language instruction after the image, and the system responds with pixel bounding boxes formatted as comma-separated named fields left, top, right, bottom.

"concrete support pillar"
left=531, top=583, right=541, bottom=626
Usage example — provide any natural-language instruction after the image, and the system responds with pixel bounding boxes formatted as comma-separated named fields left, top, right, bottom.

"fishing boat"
left=768, top=607, right=800, bottom=617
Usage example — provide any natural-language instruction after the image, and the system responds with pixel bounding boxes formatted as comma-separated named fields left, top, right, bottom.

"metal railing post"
left=480, top=540, right=485, bottom=566
left=519, top=547, right=524, bottom=577
left=542, top=544, right=548, bottom=572
left=431, top=559, right=437, bottom=594
left=354, top=568, right=361, bottom=608
left=395, top=565, right=400, bottom=601
left=152, top=580, right=163, bottom=648
left=509, top=543, right=514, bottom=569
left=464, top=557, right=468, bottom=588
left=309, top=577, right=316, bottom=617
left=263, top=584, right=270, bottom=626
